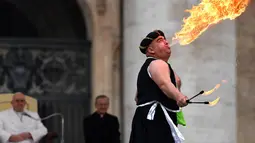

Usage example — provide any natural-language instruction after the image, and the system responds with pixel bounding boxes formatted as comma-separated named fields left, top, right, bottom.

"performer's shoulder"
left=150, top=59, right=168, bottom=67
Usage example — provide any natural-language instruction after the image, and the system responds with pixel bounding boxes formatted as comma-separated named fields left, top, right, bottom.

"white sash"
left=138, top=101, right=185, bottom=143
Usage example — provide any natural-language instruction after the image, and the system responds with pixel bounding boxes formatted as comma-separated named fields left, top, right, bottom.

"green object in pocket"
left=177, top=109, right=186, bottom=126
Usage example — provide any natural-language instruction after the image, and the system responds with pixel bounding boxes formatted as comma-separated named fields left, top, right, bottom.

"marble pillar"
left=236, top=1, right=255, bottom=142
left=123, top=0, right=236, bottom=143
left=77, top=0, right=121, bottom=116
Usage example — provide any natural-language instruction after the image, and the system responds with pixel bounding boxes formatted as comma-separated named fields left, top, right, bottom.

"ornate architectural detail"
left=0, top=47, right=89, bottom=95
left=96, top=0, right=107, bottom=16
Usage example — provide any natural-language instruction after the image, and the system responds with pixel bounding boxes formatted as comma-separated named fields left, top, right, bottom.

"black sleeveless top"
left=137, top=58, right=179, bottom=110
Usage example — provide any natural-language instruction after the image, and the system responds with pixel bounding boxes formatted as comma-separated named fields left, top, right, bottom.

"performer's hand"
left=176, top=94, right=188, bottom=107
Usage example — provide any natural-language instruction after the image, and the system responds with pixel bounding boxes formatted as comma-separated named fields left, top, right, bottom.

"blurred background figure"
left=0, top=92, right=47, bottom=143
left=83, top=95, right=120, bottom=143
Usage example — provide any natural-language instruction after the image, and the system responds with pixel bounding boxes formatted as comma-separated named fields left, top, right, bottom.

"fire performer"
left=129, top=30, right=188, bottom=143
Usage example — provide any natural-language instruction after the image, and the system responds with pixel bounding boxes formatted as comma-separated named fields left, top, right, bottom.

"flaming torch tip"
left=209, top=97, right=220, bottom=106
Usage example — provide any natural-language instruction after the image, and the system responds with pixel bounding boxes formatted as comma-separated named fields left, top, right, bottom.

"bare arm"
left=149, top=60, right=188, bottom=107
left=149, top=60, right=180, bottom=100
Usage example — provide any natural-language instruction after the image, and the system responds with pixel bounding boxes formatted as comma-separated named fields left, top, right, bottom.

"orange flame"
left=203, top=84, right=220, bottom=95
left=203, top=80, right=227, bottom=96
left=209, top=97, right=220, bottom=106
left=173, top=0, right=250, bottom=45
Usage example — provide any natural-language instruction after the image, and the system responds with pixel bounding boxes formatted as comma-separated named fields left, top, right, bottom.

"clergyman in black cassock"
left=83, top=95, right=120, bottom=143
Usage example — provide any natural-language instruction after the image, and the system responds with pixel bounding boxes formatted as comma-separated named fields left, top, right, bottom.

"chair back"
left=0, top=93, right=37, bottom=112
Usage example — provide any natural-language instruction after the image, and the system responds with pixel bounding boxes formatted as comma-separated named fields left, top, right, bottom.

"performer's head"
left=11, top=92, right=26, bottom=112
left=139, top=30, right=171, bottom=61
left=95, top=95, right=109, bottom=115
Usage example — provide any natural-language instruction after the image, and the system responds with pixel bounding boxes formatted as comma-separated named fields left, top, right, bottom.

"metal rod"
left=187, top=90, right=204, bottom=101
left=187, top=101, right=209, bottom=104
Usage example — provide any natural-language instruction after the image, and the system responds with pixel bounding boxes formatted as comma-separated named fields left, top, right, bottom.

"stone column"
left=123, top=0, right=236, bottom=143
left=236, top=1, right=255, bottom=142
left=78, top=0, right=120, bottom=115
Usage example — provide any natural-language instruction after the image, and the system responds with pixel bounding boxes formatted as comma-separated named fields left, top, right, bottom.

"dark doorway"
left=0, top=0, right=38, bottom=37
left=0, top=0, right=91, bottom=143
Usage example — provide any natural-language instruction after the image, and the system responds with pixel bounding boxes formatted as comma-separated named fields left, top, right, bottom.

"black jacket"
left=83, top=112, right=120, bottom=143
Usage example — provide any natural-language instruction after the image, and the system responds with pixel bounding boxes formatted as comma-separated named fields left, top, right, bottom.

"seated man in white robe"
left=0, top=92, right=47, bottom=143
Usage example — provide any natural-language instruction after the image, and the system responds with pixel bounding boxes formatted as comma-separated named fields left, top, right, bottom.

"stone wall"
left=236, top=1, right=255, bottom=143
